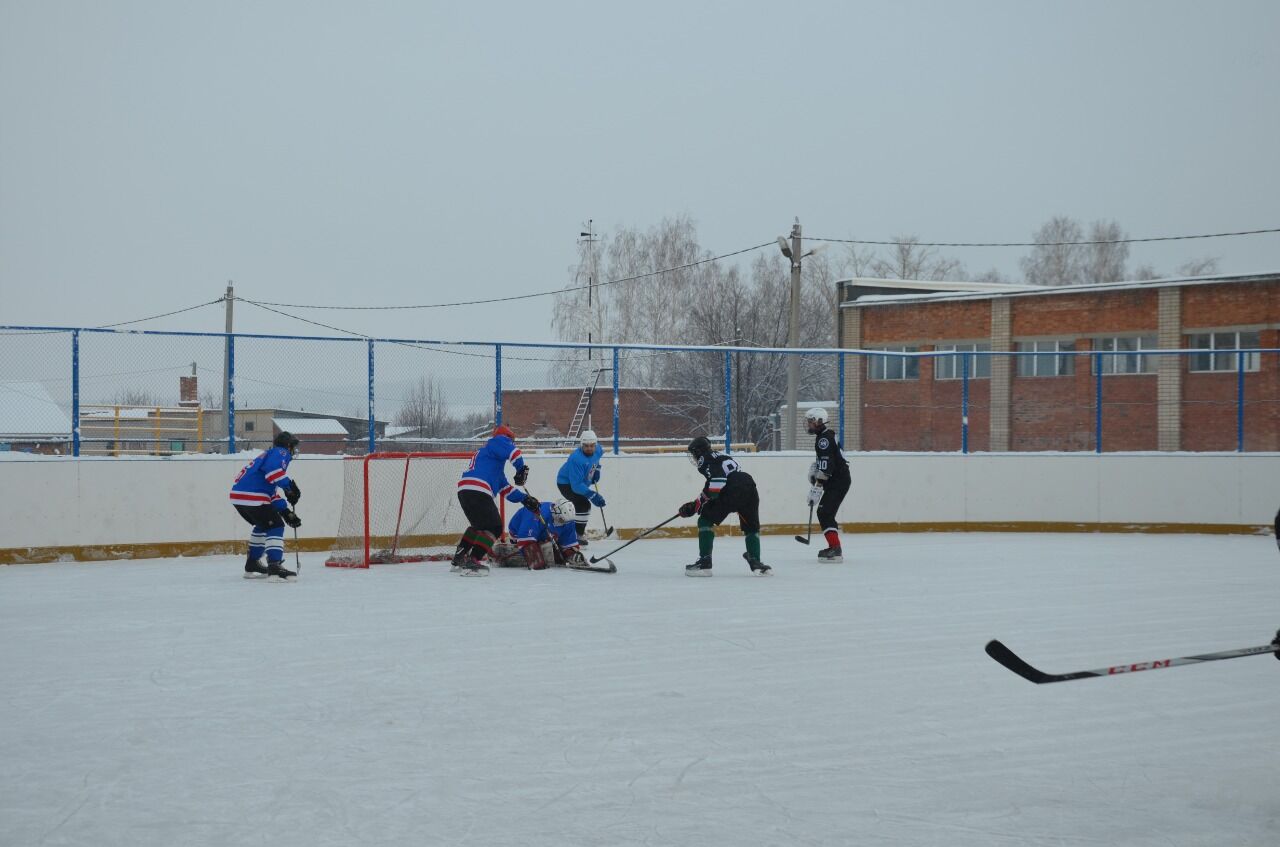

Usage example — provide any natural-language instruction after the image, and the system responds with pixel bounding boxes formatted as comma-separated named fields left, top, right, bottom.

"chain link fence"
left=1, top=326, right=1275, bottom=456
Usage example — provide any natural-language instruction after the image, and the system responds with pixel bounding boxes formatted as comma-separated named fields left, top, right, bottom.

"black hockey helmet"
left=274, top=431, right=300, bottom=454
left=687, top=435, right=712, bottom=459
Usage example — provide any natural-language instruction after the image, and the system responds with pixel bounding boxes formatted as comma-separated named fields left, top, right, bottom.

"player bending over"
left=678, top=436, right=771, bottom=577
left=229, top=431, right=302, bottom=582
left=555, top=429, right=605, bottom=545
left=499, top=499, right=587, bottom=569
left=805, top=407, right=850, bottom=562
left=452, top=424, right=537, bottom=577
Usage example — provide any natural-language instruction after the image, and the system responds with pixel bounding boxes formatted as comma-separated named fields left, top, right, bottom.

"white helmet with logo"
left=805, top=407, right=828, bottom=425
left=552, top=499, right=575, bottom=527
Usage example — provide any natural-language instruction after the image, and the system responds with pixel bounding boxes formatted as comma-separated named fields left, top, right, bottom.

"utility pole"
left=578, top=220, right=600, bottom=360
left=784, top=219, right=802, bottom=450
left=222, top=283, right=233, bottom=449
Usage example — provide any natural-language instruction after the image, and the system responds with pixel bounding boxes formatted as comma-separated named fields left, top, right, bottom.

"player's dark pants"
left=699, top=475, right=760, bottom=534
left=457, top=490, right=501, bottom=559
left=234, top=503, right=286, bottom=563
left=557, top=482, right=592, bottom=537
left=817, top=475, right=850, bottom=531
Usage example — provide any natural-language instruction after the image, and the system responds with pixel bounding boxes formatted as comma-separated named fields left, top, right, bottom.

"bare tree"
left=1020, top=216, right=1085, bottom=286
left=1131, top=264, right=1160, bottom=281
left=1081, top=219, right=1130, bottom=284
left=394, top=375, right=451, bottom=436
left=112, top=388, right=159, bottom=406
left=869, top=236, right=965, bottom=281
left=1176, top=256, right=1220, bottom=276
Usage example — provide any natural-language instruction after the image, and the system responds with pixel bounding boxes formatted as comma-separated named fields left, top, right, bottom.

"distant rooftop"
left=272, top=417, right=349, bottom=436
left=840, top=271, right=1280, bottom=308
left=0, top=382, right=71, bottom=437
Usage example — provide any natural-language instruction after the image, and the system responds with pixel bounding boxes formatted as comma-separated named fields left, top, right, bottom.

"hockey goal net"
left=326, top=452, right=499, bottom=568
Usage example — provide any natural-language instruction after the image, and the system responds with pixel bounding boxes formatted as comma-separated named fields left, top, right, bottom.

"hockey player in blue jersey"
left=503, top=499, right=585, bottom=569
left=555, top=429, right=605, bottom=545
left=452, top=424, right=536, bottom=576
left=229, top=431, right=302, bottom=582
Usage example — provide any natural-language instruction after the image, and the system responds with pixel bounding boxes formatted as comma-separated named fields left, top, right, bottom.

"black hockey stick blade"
left=794, top=534, right=810, bottom=545
left=985, top=638, right=1280, bottom=684
left=795, top=503, right=814, bottom=544
left=570, top=559, right=616, bottom=574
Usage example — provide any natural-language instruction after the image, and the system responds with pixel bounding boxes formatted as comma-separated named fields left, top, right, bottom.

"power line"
left=805, top=227, right=1280, bottom=249
left=240, top=241, right=775, bottom=311
left=0, top=298, right=225, bottom=336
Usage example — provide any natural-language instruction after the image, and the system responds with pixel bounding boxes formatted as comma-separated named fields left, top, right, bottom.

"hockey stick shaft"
left=292, top=526, right=301, bottom=574
left=589, top=513, right=680, bottom=563
left=985, top=638, right=1280, bottom=684
left=795, top=503, right=814, bottom=544
left=595, top=486, right=614, bottom=537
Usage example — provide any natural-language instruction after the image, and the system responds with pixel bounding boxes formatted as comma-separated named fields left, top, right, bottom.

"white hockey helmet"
left=552, top=499, right=575, bottom=527
left=580, top=429, right=598, bottom=446
left=805, top=407, right=829, bottom=425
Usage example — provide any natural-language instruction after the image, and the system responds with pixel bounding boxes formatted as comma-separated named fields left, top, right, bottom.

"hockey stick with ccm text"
left=985, top=637, right=1280, bottom=684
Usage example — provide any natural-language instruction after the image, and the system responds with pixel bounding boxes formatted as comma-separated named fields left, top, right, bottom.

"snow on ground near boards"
left=2, top=534, right=1279, bottom=847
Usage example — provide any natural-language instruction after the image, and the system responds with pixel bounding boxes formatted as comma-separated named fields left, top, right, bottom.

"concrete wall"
left=2, top=452, right=1278, bottom=562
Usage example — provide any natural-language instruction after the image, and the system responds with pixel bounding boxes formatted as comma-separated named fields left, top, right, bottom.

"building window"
left=1187, top=331, right=1261, bottom=372
left=244, top=420, right=255, bottom=432
left=1093, top=335, right=1158, bottom=375
left=934, top=343, right=991, bottom=379
left=1017, top=340, right=1075, bottom=377
left=867, top=346, right=919, bottom=380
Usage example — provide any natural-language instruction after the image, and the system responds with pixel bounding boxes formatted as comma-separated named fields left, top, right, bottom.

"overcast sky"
left=2, top=1, right=1278, bottom=345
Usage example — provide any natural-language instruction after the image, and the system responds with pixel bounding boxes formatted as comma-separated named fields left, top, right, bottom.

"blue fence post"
left=1094, top=351, right=1102, bottom=454
left=723, top=349, right=732, bottom=453
left=367, top=339, right=376, bottom=454
left=227, top=334, right=236, bottom=454
left=836, top=351, right=845, bottom=449
left=612, top=347, right=620, bottom=456
left=71, top=330, right=80, bottom=457
left=1237, top=349, right=1245, bottom=452
left=493, top=344, right=503, bottom=425
left=961, top=352, right=969, bottom=455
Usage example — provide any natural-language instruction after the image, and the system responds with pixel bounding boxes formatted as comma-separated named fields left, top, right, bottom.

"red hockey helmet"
left=492, top=424, right=516, bottom=440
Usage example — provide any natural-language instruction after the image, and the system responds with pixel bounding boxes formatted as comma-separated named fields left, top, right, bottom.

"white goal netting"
left=326, top=452, right=492, bottom=568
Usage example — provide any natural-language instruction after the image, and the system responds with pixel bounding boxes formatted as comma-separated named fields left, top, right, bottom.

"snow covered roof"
left=272, top=417, right=350, bottom=436
left=842, top=271, right=1280, bottom=308
left=0, top=382, right=72, bottom=436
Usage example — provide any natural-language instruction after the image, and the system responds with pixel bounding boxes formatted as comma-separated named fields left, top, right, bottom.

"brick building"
left=837, top=272, right=1280, bottom=452
left=500, top=387, right=705, bottom=443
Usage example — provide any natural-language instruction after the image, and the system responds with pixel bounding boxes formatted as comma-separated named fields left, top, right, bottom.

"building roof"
left=0, top=382, right=72, bottom=437
left=841, top=271, right=1280, bottom=309
left=272, top=417, right=350, bottom=436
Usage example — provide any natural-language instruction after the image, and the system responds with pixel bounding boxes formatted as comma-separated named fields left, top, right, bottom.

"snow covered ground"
left=2, top=533, right=1278, bottom=847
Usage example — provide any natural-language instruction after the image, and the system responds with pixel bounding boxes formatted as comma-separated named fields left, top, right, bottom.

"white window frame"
left=867, top=346, right=919, bottom=381
left=1186, top=330, right=1261, bottom=373
left=1092, top=335, right=1158, bottom=375
left=933, top=343, right=991, bottom=380
left=1016, top=340, right=1075, bottom=377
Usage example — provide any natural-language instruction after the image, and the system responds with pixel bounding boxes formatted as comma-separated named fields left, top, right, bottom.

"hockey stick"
left=292, top=526, right=302, bottom=576
left=589, top=513, right=680, bottom=564
left=795, top=504, right=813, bottom=545
left=595, top=485, right=614, bottom=538
left=985, top=637, right=1280, bottom=684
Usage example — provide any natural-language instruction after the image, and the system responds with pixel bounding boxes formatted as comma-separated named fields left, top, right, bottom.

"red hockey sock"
left=824, top=530, right=840, bottom=548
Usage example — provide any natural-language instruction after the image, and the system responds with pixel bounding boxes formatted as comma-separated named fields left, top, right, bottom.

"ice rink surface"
left=3, top=532, right=1278, bottom=847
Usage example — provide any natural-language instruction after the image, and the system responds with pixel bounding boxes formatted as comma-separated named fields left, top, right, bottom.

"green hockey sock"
left=745, top=532, right=761, bottom=560
left=697, top=518, right=715, bottom=557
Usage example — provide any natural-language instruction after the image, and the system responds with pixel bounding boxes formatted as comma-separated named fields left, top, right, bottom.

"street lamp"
left=779, top=219, right=825, bottom=450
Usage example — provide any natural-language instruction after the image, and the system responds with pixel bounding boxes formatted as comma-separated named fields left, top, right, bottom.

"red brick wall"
left=1012, top=289, right=1157, bottom=335
left=862, top=301, right=990, bottom=343
left=500, top=388, right=704, bottom=440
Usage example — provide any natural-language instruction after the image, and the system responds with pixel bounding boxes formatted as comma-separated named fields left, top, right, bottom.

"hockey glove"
left=522, top=494, right=540, bottom=512
left=285, top=480, right=301, bottom=506
left=806, top=484, right=823, bottom=509
left=282, top=510, right=302, bottom=529
left=589, top=491, right=606, bottom=508
left=678, top=500, right=700, bottom=518
left=1272, top=629, right=1280, bottom=662
left=807, top=461, right=819, bottom=485
left=590, top=466, right=601, bottom=484
left=513, top=465, right=530, bottom=486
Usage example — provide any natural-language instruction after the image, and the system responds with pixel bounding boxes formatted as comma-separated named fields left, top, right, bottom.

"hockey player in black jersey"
left=677, top=436, right=771, bottom=577
left=805, top=407, right=850, bottom=562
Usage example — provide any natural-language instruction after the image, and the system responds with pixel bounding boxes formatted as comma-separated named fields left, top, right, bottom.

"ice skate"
left=266, top=562, right=296, bottom=582
left=743, top=552, right=772, bottom=575
left=685, top=555, right=712, bottom=577
left=817, top=546, right=843, bottom=563
left=243, top=555, right=269, bottom=579
left=458, top=558, right=490, bottom=577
